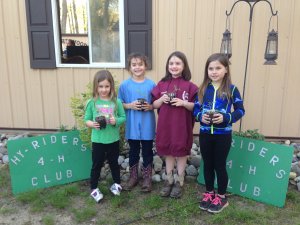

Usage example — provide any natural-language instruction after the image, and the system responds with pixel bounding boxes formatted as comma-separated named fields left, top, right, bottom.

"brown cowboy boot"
left=123, top=164, right=138, bottom=191
left=141, top=164, right=153, bottom=192
left=160, top=172, right=174, bottom=197
left=170, top=173, right=184, bottom=198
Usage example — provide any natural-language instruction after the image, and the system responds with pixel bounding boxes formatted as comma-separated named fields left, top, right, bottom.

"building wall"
left=0, top=0, right=299, bottom=137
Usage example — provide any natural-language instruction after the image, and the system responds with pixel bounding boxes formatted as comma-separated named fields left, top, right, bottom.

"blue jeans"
left=128, top=139, right=153, bottom=167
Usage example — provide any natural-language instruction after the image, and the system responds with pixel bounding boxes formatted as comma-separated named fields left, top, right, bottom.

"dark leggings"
left=128, top=139, right=153, bottom=167
left=199, top=132, right=232, bottom=195
left=90, top=141, right=120, bottom=190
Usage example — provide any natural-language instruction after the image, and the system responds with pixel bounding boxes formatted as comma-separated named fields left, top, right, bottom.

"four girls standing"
left=84, top=52, right=245, bottom=215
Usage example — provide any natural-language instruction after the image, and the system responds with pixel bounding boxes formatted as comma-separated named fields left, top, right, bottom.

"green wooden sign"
left=7, top=131, right=91, bottom=195
left=198, top=135, right=294, bottom=207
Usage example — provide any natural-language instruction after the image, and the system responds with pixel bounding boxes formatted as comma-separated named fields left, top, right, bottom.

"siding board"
left=281, top=0, right=300, bottom=137
left=19, top=0, right=45, bottom=128
left=3, top=0, right=29, bottom=128
left=40, top=70, right=60, bottom=128
left=0, top=0, right=13, bottom=127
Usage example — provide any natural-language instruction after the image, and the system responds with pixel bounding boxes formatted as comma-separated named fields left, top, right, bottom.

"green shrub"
left=70, top=83, right=93, bottom=148
left=233, top=129, right=265, bottom=141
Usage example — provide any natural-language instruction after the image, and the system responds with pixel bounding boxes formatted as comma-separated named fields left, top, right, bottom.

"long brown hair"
left=161, top=51, right=192, bottom=81
left=198, top=53, right=232, bottom=103
left=92, top=70, right=117, bottom=106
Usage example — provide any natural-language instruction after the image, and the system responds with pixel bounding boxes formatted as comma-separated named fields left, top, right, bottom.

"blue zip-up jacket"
left=193, top=83, right=245, bottom=134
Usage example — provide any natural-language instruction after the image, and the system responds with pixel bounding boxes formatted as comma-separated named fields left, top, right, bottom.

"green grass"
left=1, top=165, right=300, bottom=225
left=41, top=214, right=55, bottom=225
left=72, top=207, right=97, bottom=223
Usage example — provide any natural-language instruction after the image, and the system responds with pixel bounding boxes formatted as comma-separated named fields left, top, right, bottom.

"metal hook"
left=226, top=15, right=230, bottom=30
left=267, top=14, right=279, bottom=32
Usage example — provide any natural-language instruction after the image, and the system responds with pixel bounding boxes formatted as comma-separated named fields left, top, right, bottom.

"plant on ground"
left=58, top=124, right=68, bottom=132
left=233, top=129, right=265, bottom=140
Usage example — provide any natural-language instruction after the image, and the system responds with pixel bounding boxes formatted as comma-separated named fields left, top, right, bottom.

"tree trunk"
left=72, top=0, right=79, bottom=33
left=61, top=0, right=67, bottom=34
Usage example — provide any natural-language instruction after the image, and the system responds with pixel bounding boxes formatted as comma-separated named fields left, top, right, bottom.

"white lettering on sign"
left=226, top=160, right=233, bottom=169
left=51, top=136, right=57, bottom=144
left=58, top=155, right=65, bottom=163
left=38, top=157, right=45, bottom=166
left=31, top=169, right=73, bottom=186
left=253, top=186, right=261, bottom=196
left=276, top=169, right=286, bottom=179
left=227, top=179, right=262, bottom=197
left=248, top=142, right=255, bottom=151
left=66, top=170, right=72, bottom=178
left=231, top=139, right=235, bottom=148
left=62, top=136, right=67, bottom=144
left=10, top=135, right=87, bottom=166
left=56, top=171, right=62, bottom=180
left=32, top=140, right=40, bottom=149
left=44, top=175, right=51, bottom=183
left=259, top=147, right=268, bottom=157
left=81, top=144, right=87, bottom=151
left=10, top=150, right=26, bottom=165
left=240, top=182, right=247, bottom=192
left=227, top=179, right=232, bottom=189
left=28, top=136, right=83, bottom=147
left=248, top=165, right=256, bottom=175
left=16, top=150, right=24, bottom=158
left=73, top=138, right=79, bottom=145
left=270, top=155, right=279, bottom=166
left=10, top=156, right=21, bottom=165
left=32, top=177, right=38, bottom=186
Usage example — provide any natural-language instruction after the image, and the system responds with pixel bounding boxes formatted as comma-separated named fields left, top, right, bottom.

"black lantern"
left=264, top=29, right=278, bottom=65
left=220, top=29, right=232, bottom=59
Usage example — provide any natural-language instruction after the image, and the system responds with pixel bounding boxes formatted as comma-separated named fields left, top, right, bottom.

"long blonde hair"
left=198, top=53, right=232, bottom=103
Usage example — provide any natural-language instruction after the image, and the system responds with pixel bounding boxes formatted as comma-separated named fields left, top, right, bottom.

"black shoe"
left=199, top=192, right=214, bottom=210
left=207, top=195, right=229, bottom=213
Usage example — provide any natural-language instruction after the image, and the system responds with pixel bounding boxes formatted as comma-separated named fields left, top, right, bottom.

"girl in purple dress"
left=152, top=51, right=198, bottom=198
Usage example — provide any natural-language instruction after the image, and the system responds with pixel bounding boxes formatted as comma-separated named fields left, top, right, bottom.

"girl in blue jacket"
left=194, top=53, right=245, bottom=213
